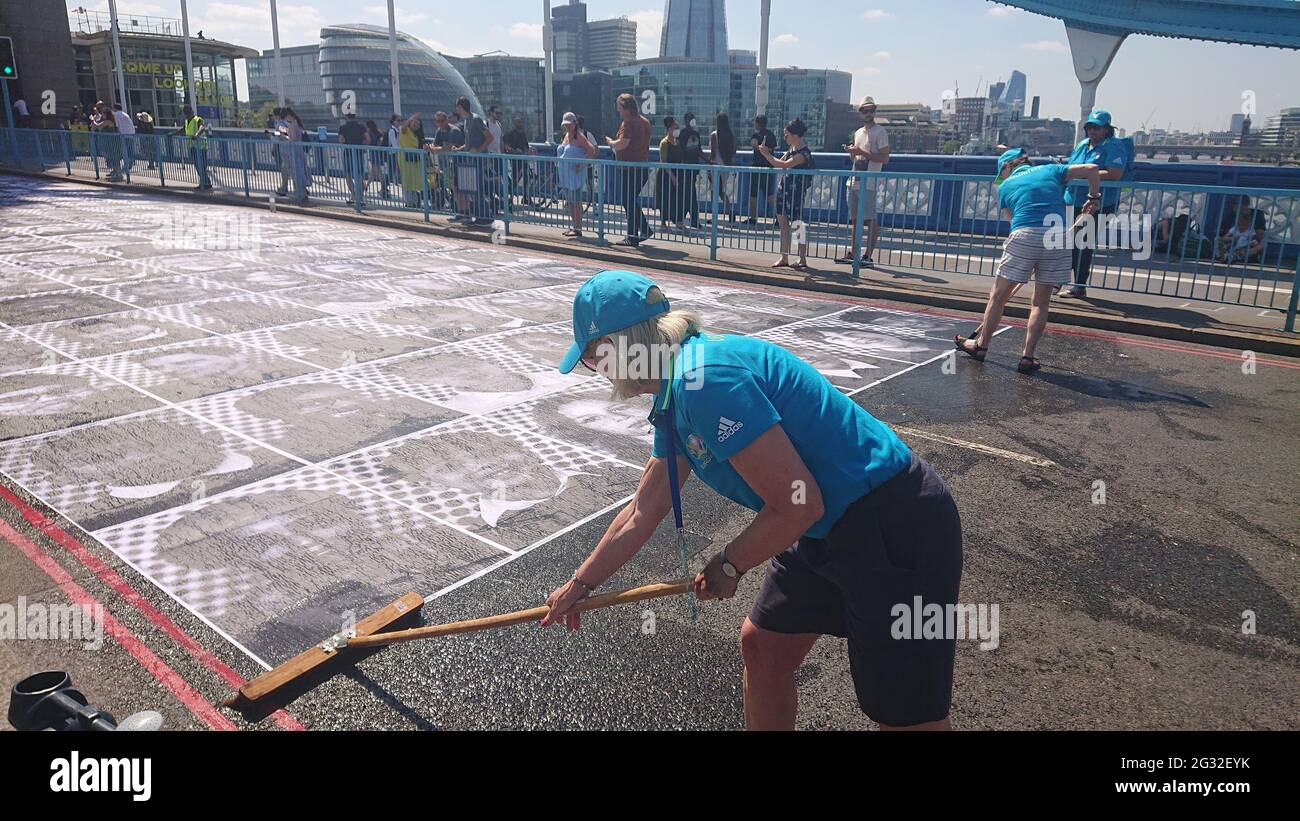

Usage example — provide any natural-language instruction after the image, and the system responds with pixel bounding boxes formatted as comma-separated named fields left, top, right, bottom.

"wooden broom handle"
left=344, top=581, right=691, bottom=649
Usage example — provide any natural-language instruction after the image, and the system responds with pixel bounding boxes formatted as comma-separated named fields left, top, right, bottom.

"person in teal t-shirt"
left=542, top=270, right=965, bottom=731
left=1061, top=109, right=1129, bottom=298
left=956, top=148, right=1100, bottom=374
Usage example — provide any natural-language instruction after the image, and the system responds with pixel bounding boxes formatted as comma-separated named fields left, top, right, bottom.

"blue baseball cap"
left=1086, top=109, right=1112, bottom=128
left=996, top=147, right=1027, bottom=177
left=558, top=270, right=670, bottom=374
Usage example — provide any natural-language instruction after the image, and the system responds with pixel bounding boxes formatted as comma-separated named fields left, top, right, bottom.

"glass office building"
left=727, top=68, right=852, bottom=150
left=587, top=18, right=637, bottom=71
left=773, top=68, right=852, bottom=150
left=612, top=60, right=852, bottom=149
left=614, top=59, right=732, bottom=140
left=318, top=24, right=480, bottom=123
left=551, top=0, right=589, bottom=75
left=246, top=45, right=331, bottom=129
left=1005, top=70, right=1027, bottom=118
left=659, top=0, right=728, bottom=64
left=454, top=54, right=545, bottom=140
left=554, top=70, right=617, bottom=143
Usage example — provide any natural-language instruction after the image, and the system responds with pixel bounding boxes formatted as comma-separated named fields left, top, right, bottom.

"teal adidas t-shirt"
left=998, top=162, right=1069, bottom=232
left=1064, top=137, right=1126, bottom=209
left=650, top=333, right=911, bottom=539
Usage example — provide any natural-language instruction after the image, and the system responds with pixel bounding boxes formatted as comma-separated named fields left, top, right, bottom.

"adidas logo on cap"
left=588, top=320, right=599, bottom=334
left=717, top=416, right=744, bottom=443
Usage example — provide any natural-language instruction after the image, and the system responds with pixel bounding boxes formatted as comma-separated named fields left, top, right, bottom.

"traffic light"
left=0, top=36, right=16, bottom=80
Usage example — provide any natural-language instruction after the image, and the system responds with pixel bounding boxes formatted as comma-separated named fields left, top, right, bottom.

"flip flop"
left=1017, top=356, right=1042, bottom=374
left=954, top=335, right=987, bottom=362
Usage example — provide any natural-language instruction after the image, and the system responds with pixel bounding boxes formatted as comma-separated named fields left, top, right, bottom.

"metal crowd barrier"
left=2, top=127, right=1296, bottom=331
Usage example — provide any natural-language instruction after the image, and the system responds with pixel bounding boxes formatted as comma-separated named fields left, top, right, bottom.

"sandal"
left=1017, top=356, right=1042, bottom=374
left=954, top=335, right=987, bottom=362
left=563, top=229, right=583, bottom=238
left=772, top=259, right=791, bottom=268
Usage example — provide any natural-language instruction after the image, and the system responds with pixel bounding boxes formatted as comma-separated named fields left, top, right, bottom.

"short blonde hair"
left=597, top=287, right=702, bottom=399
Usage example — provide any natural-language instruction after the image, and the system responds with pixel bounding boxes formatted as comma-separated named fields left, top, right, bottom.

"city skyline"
left=68, top=0, right=1300, bottom=132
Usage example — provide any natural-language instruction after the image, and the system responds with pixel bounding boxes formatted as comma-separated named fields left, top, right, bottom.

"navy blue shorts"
left=748, top=455, right=963, bottom=726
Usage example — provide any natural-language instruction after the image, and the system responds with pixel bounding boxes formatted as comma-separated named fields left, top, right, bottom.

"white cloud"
left=360, top=6, right=431, bottom=27
left=509, top=22, right=544, bottom=40
left=873, top=51, right=891, bottom=60
left=1022, top=39, right=1069, bottom=53
left=774, top=33, right=799, bottom=45
left=986, top=6, right=1014, bottom=16
left=628, top=9, right=664, bottom=59
left=196, top=3, right=327, bottom=48
left=861, top=9, right=892, bottom=20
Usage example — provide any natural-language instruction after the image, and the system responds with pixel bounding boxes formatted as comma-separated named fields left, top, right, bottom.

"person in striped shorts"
left=955, top=148, right=1102, bottom=374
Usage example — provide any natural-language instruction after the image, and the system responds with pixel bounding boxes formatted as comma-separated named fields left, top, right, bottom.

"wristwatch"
left=720, top=548, right=742, bottom=579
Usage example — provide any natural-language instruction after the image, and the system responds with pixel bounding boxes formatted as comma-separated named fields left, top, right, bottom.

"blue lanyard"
left=649, top=358, right=696, bottom=621
left=655, top=371, right=685, bottom=530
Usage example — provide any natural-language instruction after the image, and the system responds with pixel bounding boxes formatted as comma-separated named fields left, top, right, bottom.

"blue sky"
left=80, top=0, right=1299, bottom=131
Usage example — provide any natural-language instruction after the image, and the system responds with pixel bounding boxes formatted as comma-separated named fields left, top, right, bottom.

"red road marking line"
left=0, top=485, right=306, bottom=731
left=0, top=517, right=237, bottom=731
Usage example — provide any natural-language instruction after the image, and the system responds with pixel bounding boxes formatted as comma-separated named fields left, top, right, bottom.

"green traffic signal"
left=0, top=36, right=15, bottom=80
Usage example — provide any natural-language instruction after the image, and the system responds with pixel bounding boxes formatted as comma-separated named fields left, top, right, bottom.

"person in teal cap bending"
left=956, top=148, right=1101, bottom=374
left=542, top=269, right=964, bottom=731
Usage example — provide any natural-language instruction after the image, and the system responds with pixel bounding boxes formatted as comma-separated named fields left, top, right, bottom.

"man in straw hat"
left=837, top=96, right=891, bottom=271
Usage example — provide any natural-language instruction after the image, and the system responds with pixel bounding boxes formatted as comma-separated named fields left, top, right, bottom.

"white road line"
left=893, top=426, right=1056, bottom=467
left=844, top=326, right=1011, bottom=397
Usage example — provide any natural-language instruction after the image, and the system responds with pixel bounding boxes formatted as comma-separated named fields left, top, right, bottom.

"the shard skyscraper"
left=659, top=0, right=729, bottom=64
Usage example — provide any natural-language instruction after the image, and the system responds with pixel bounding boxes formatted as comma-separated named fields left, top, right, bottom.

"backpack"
left=1156, top=214, right=1210, bottom=259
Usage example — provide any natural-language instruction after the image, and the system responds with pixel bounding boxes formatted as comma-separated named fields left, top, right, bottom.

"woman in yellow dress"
left=398, top=113, right=425, bottom=207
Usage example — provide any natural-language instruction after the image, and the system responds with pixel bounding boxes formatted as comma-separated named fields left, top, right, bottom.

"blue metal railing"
left=2, top=127, right=1297, bottom=331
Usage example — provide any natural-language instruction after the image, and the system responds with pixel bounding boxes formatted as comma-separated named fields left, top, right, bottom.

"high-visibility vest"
left=185, top=115, right=208, bottom=149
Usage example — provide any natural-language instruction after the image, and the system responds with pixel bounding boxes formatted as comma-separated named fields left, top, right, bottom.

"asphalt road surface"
left=1, top=174, right=1296, bottom=730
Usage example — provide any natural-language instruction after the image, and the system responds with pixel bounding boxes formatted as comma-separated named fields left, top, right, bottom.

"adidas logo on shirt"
left=717, top=416, right=744, bottom=443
